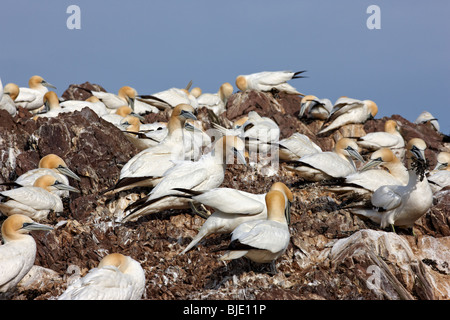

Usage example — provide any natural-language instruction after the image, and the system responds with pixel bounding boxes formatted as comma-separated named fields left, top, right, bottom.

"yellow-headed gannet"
left=197, top=82, right=234, bottom=116
left=278, top=133, right=322, bottom=161
left=59, top=95, right=109, bottom=117
left=14, top=75, right=56, bottom=111
left=357, top=120, right=405, bottom=158
left=0, top=214, right=53, bottom=294
left=298, top=95, right=332, bottom=120
left=235, top=70, right=306, bottom=95
left=415, top=111, right=440, bottom=132
left=0, top=82, right=20, bottom=116
left=58, top=253, right=146, bottom=300
left=428, top=151, right=450, bottom=193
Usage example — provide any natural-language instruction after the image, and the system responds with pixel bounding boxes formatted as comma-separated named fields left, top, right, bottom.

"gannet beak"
left=360, top=158, right=383, bottom=172
left=42, top=80, right=56, bottom=90
left=433, top=162, right=447, bottom=171
left=346, top=146, right=365, bottom=163
left=411, top=145, right=426, bottom=162
left=53, top=180, right=80, bottom=193
left=57, top=166, right=81, bottom=181
left=234, top=148, right=247, bottom=165
left=180, top=110, right=197, bottom=121
left=22, top=222, right=54, bottom=232
left=184, top=121, right=202, bottom=133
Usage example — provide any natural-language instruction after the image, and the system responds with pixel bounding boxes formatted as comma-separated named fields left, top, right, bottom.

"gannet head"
left=42, top=91, right=60, bottom=112
left=33, top=175, right=80, bottom=193
left=360, top=148, right=397, bottom=172
left=98, top=253, right=129, bottom=273
left=299, top=95, right=319, bottom=117
left=434, top=152, right=450, bottom=171
left=172, top=104, right=197, bottom=121
left=335, top=138, right=365, bottom=163
left=407, top=138, right=427, bottom=162
left=265, top=190, right=287, bottom=224
left=39, top=154, right=81, bottom=181
left=3, top=83, right=20, bottom=101
left=29, top=75, right=56, bottom=90
left=384, top=119, right=401, bottom=134
left=235, top=75, right=247, bottom=91
left=86, top=96, right=101, bottom=103
left=364, top=100, right=378, bottom=119
left=233, top=116, right=249, bottom=129
left=269, top=182, right=293, bottom=225
left=190, top=87, right=202, bottom=98
left=213, top=135, right=247, bottom=165
left=1, top=214, right=53, bottom=242
left=219, top=82, right=234, bottom=101
left=118, top=86, right=137, bottom=110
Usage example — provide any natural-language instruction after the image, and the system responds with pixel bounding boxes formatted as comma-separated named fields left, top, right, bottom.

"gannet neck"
left=265, top=190, right=287, bottom=224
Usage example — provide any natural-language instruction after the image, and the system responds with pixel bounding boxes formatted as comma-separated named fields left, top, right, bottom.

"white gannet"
left=0, top=175, right=79, bottom=221
left=89, top=86, right=138, bottom=112
left=14, top=75, right=56, bottom=111
left=58, top=253, right=146, bottom=300
left=107, top=104, right=198, bottom=194
left=235, top=70, right=306, bottom=95
left=298, top=95, right=332, bottom=120
left=13, top=154, right=80, bottom=198
left=100, top=105, right=144, bottom=128
left=59, top=95, right=109, bottom=117
left=327, top=148, right=409, bottom=198
left=0, top=214, right=53, bottom=294
left=415, top=111, right=440, bottom=132
left=318, top=97, right=378, bottom=134
left=197, top=82, right=234, bottom=116
left=0, top=82, right=20, bottom=116
left=278, top=132, right=322, bottom=161
left=140, top=87, right=199, bottom=110
left=350, top=138, right=433, bottom=231
left=120, top=135, right=247, bottom=223
left=428, top=151, right=450, bottom=193
left=357, top=120, right=405, bottom=158
left=119, top=116, right=160, bottom=151
left=33, top=91, right=64, bottom=118
left=177, top=182, right=293, bottom=255
left=216, top=189, right=291, bottom=272
left=286, top=138, right=364, bottom=181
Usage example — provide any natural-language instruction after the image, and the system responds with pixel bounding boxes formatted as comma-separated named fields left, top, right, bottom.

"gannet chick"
left=197, top=82, right=234, bottom=116
left=107, top=104, right=198, bottom=194
left=0, top=83, right=20, bottom=116
left=278, top=133, right=322, bottom=161
left=428, top=151, right=450, bottom=193
left=216, top=189, right=291, bottom=272
left=318, top=97, right=378, bottom=134
left=177, top=182, right=293, bottom=254
left=235, top=70, right=306, bottom=95
left=0, top=214, right=53, bottom=294
left=286, top=138, right=364, bottom=181
left=14, top=75, right=56, bottom=111
left=357, top=120, right=405, bottom=158
left=415, top=111, right=440, bottom=132
left=298, top=95, right=332, bottom=120
left=120, top=136, right=247, bottom=222
left=13, top=154, right=80, bottom=198
left=0, top=175, right=79, bottom=221
left=350, top=138, right=433, bottom=231
left=58, top=253, right=146, bottom=300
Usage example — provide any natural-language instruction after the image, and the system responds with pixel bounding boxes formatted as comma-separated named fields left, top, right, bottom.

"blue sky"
left=1, top=0, right=449, bottom=133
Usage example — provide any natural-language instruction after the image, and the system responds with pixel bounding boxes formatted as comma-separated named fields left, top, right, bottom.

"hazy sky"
left=1, top=0, right=449, bottom=132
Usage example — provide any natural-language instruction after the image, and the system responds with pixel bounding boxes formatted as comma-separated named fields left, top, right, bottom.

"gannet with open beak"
left=197, top=82, right=234, bottom=116
left=0, top=82, right=20, bottom=116
left=235, top=70, right=306, bottom=95
left=12, top=154, right=80, bottom=198
left=350, top=138, right=433, bottom=231
left=177, top=182, right=293, bottom=255
left=58, top=253, right=146, bottom=300
left=0, top=214, right=53, bottom=294
left=278, top=133, right=322, bottom=161
left=120, top=135, right=247, bottom=222
left=318, top=97, right=378, bottom=134
left=216, top=189, right=291, bottom=272
left=0, top=175, right=79, bottom=221
left=357, top=120, right=405, bottom=158
left=286, top=138, right=364, bottom=181
left=298, top=95, right=332, bottom=120
left=14, top=75, right=56, bottom=111
left=428, top=151, right=450, bottom=193
left=107, top=104, right=198, bottom=194
left=415, top=111, right=440, bottom=132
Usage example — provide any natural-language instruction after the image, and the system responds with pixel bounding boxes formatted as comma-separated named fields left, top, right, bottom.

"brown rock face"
left=0, top=88, right=448, bottom=300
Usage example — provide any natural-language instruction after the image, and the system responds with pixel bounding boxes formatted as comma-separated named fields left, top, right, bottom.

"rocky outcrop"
left=0, top=87, right=449, bottom=300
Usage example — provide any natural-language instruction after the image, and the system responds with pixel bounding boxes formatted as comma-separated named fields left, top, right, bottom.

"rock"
left=61, top=82, right=107, bottom=101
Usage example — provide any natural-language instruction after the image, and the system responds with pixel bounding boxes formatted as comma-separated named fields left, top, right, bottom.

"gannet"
left=318, top=97, right=378, bottom=134
left=100, top=105, right=144, bottom=128
left=14, top=75, right=56, bottom=111
left=177, top=182, right=293, bottom=255
left=119, top=116, right=160, bottom=151
left=415, top=111, right=440, bottom=132
left=89, top=86, right=137, bottom=112
left=286, top=138, right=364, bottom=181
left=298, top=95, right=332, bottom=120
left=107, top=104, right=198, bottom=194
left=13, top=154, right=80, bottom=198
left=216, top=189, right=291, bottom=272
left=350, top=138, right=433, bottom=231
left=33, top=91, right=64, bottom=118
left=0, top=82, right=20, bottom=116
left=357, top=120, right=405, bottom=158
left=58, top=253, right=146, bottom=300
left=0, top=214, right=53, bottom=294
left=278, top=132, right=322, bottom=161
left=59, top=95, right=109, bottom=117
left=428, top=151, right=450, bottom=193
left=197, top=82, right=234, bottom=116
left=140, top=87, right=199, bottom=110
left=0, top=175, right=79, bottom=221
left=120, top=135, right=247, bottom=222
left=327, top=148, right=409, bottom=198
left=235, top=70, right=306, bottom=95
